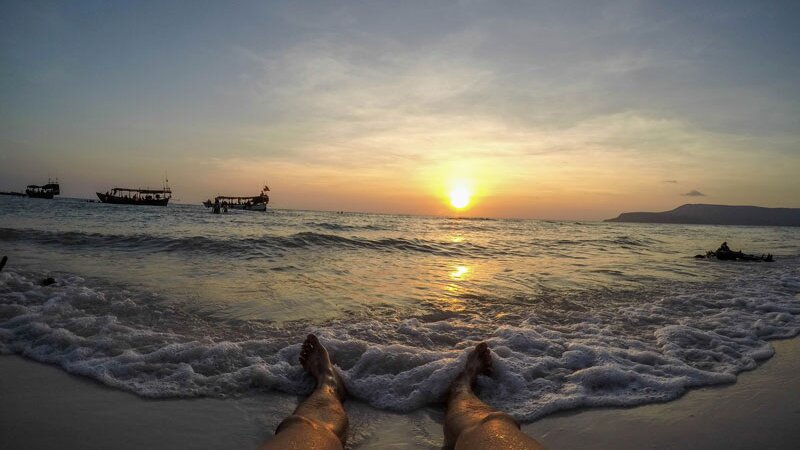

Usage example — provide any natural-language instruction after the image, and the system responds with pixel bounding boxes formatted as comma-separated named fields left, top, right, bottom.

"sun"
left=449, top=186, right=472, bottom=209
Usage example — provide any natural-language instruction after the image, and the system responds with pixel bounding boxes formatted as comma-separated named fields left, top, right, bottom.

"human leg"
left=444, top=343, right=545, bottom=450
left=257, top=334, right=348, bottom=450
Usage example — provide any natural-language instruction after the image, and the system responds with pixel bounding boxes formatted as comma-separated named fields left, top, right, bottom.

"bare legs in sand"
left=259, top=335, right=545, bottom=450
left=257, top=335, right=348, bottom=450
left=444, top=342, right=545, bottom=450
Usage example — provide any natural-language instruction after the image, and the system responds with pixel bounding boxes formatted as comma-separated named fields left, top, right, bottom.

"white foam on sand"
left=1, top=260, right=799, bottom=422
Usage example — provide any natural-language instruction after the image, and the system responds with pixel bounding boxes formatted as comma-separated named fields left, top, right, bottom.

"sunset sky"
left=2, top=0, right=799, bottom=219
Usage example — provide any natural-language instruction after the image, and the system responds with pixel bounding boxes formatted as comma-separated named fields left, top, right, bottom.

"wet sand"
left=1, top=337, right=799, bottom=450
left=523, top=337, right=800, bottom=450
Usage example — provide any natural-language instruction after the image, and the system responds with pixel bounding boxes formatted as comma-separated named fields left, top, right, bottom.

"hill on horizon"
left=606, top=204, right=800, bottom=226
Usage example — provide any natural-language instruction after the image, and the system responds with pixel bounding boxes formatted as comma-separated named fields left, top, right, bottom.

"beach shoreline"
left=2, top=337, right=799, bottom=450
left=524, top=336, right=800, bottom=449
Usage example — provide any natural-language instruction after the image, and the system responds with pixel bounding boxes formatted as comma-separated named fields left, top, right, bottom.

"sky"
left=1, top=0, right=799, bottom=220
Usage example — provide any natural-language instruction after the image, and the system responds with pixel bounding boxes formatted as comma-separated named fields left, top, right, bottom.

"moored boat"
left=203, top=185, right=270, bottom=212
left=25, top=179, right=61, bottom=199
left=97, top=185, right=171, bottom=206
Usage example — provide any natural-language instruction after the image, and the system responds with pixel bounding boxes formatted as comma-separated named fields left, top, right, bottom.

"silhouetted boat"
left=203, top=185, right=270, bottom=212
left=25, top=179, right=61, bottom=199
left=97, top=184, right=171, bottom=206
left=0, top=191, right=26, bottom=197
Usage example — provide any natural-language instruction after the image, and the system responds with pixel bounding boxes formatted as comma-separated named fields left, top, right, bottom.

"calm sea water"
left=1, top=196, right=799, bottom=421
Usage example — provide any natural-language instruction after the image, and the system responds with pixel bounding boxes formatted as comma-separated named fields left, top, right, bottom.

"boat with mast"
left=24, top=179, right=61, bottom=199
left=203, top=185, right=270, bottom=212
left=97, top=179, right=172, bottom=206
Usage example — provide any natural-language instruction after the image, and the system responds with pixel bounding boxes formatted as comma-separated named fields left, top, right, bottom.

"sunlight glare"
left=450, top=265, right=469, bottom=280
left=449, top=185, right=472, bottom=209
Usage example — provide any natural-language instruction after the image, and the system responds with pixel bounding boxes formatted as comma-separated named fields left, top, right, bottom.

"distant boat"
left=203, top=185, right=270, bottom=212
left=24, top=179, right=61, bottom=199
left=0, top=191, right=26, bottom=197
left=97, top=182, right=172, bottom=206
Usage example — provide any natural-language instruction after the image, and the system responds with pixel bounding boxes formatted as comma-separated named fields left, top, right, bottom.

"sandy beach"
left=3, top=2, right=800, bottom=450
left=2, top=337, right=798, bottom=450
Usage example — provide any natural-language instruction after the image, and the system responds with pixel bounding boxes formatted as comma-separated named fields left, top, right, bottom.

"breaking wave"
left=0, top=227, right=495, bottom=258
left=2, top=260, right=798, bottom=421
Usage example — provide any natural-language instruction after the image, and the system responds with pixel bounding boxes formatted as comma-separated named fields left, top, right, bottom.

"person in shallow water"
left=704, top=241, right=774, bottom=262
left=257, top=334, right=545, bottom=450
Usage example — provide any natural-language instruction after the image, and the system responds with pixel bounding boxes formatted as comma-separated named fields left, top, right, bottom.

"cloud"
left=682, top=190, right=706, bottom=197
left=664, top=180, right=678, bottom=183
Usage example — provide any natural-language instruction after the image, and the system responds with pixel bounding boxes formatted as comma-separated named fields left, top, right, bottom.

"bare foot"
left=299, top=334, right=346, bottom=400
left=451, top=342, right=492, bottom=393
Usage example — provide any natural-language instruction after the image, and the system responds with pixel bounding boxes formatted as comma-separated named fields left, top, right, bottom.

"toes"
left=475, top=342, right=492, bottom=374
left=299, top=334, right=323, bottom=366
left=303, top=335, right=318, bottom=350
left=299, top=334, right=318, bottom=364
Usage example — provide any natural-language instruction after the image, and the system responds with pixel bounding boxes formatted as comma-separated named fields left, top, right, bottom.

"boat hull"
left=96, top=192, right=170, bottom=206
left=202, top=200, right=267, bottom=211
left=26, top=191, right=54, bottom=199
left=229, top=203, right=267, bottom=212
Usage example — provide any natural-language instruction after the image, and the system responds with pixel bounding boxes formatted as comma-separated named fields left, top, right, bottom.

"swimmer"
left=258, top=336, right=545, bottom=450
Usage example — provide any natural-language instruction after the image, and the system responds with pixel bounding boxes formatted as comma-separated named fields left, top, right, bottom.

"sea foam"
left=1, top=259, right=798, bottom=421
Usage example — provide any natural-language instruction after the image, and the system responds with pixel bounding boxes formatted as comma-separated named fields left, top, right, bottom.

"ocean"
left=1, top=196, right=799, bottom=423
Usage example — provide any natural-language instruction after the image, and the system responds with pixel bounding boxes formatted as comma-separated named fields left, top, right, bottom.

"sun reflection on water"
left=441, top=264, right=472, bottom=311
left=450, top=265, right=469, bottom=280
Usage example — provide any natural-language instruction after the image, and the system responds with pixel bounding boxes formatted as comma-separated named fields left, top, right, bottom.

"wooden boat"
left=97, top=186, right=171, bottom=206
left=203, top=185, right=269, bottom=212
left=25, top=179, right=61, bottom=199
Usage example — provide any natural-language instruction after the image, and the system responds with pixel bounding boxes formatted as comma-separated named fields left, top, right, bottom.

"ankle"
left=448, top=375, right=473, bottom=397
